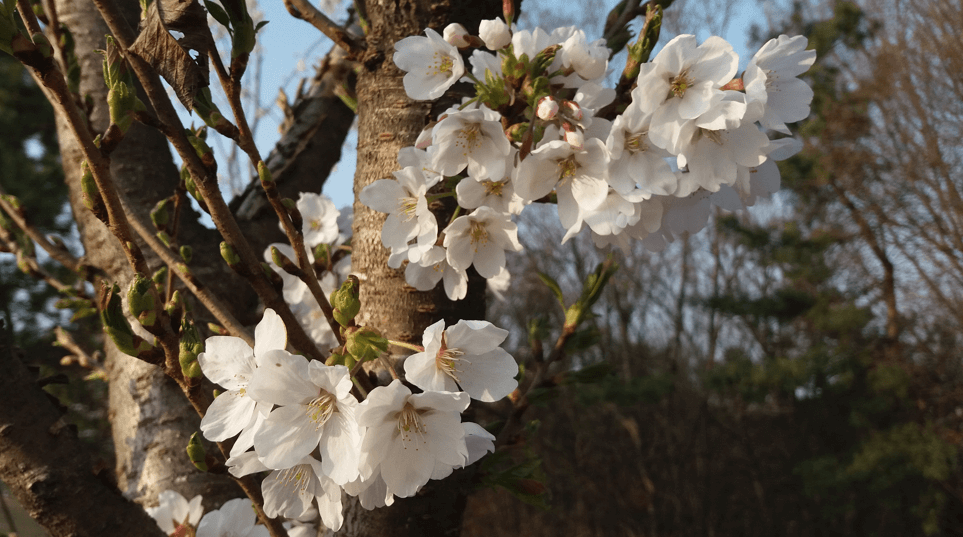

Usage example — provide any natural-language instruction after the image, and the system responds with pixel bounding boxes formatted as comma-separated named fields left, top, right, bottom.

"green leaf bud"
left=330, top=275, right=360, bottom=327
left=220, top=241, right=240, bottom=268
left=150, top=198, right=171, bottom=231
left=179, top=245, right=193, bottom=264
left=179, top=320, right=204, bottom=379
left=126, top=273, right=157, bottom=327
left=186, top=432, right=208, bottom=472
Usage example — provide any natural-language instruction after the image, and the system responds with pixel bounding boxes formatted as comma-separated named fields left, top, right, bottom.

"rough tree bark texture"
left=341, top=0, right=498, bottom=534
left=52, top=0, right=248, bottom=513
left=0, top=330, right=167, bottom=537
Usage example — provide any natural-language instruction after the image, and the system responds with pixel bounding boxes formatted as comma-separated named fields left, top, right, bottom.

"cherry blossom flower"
left=394, top=28, right=465, bottom=100
left=227, top=452, right=344, bottom=530
left=197, top=309, right=286, bottom=443
left=443, top=206, right=523, bottom=279
left=744, top=35, right=816, bottom=134
left=431, top=106, right=511, bottom=181
left=357, top=380, right=470, bottom=498
left=404, top=245, right=469, bottom=301
left=146, top=490, right=203, bottom=535
left=359, top=165, right=439, bottom=260
left=560, top=29, right=608, bottom=80
left=514, top=139, right=610, bottom=232
left=246, top=353, right=361, bottom=484
left=196, top=498, right=268, bottom=537
left=294, top=192, right=340, bottom=248
left=404, top=319, right=518, bottom=402
left=606, top=102, right=676, bottom=197
left=636, top=34, right=738, bottom=148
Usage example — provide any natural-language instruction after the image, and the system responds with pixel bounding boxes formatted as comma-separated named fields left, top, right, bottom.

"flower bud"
left=150, top=198, right=171, bottom=232
left=220, top=241, right=240, bottom=269
left=126, top=273, right=157, bottom=328
left=443, top=23, right=471, bottom=48
left=562, top=123, right=584, bottom=150
left=330, top=275, right=360, bottom=327
left=179, top=245, right=193, bottom=264
left=345, top=326, right=388, bottom=363
left=536, top=96, right=559, bottom=120
left=186, top=432, right=208, bottom=472
left=281, top=197, right=303, bottom=232
left=99, top=282, right=158, bottom=360
left=179, top=320, right=204, bottom=379
left=561, top=100, right=583, bottom=121
left=478, top=18, right=511, bottom=50
left=270, top=245, right=301, bottom=276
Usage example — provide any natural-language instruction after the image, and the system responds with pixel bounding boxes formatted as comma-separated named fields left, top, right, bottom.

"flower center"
left=669, top=70, right=694, bottom=98
left=458, top=123, right=482, bottom=152
left=309, top=219, right=322, bottom=230
left=397, top=196, right=419, bottom=222
left=482, top=180, right=506, bottom=197
left=397, top=403, right=428, bottom=449
left=557, top=156, right=579, bottom=180
left=430, top=52, right=455, bottom=77
left=435, top=345, right=467, bottom=382
left=469, top=221, right=489, bottom=249
left=305, top=391, right=337, bottom=429
left=696, top=128, right=726, bottom=146
left=624, top=131, right=648, bottom=154
left=275, top=464, right=312, bottom=497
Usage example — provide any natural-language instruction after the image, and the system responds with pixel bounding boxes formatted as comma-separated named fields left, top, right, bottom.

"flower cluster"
left=195, top=310, right=513, bottom=531
left=147, top=490, right=314, bottom=536
left=364, top=20, right=814, bottom=299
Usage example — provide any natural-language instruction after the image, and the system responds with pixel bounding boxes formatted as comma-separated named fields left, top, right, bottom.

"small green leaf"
left=536, top=272, right=565, bottom=309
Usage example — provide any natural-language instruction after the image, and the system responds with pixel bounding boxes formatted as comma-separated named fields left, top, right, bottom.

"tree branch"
left=283, top=0, right=366, bottom=56
left=0, top=324, right=168, bottom=537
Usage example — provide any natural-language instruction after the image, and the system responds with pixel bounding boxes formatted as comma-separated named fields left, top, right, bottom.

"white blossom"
left=393, top=28, right=465, bottom=100
left=478, top=18, right=511, bottom=50
left=197, top=309, right=286, bottom=443
left=443, top=206, right=523, bottom=279
left=146, top=490, right=203, bottom=535
left=404, top=319, right=518, bottom=401
left=196, top=498, right=268, bottom=537
left=744, top=35, right=816, bottom=134
left=357, top=380, right=469, bottom=498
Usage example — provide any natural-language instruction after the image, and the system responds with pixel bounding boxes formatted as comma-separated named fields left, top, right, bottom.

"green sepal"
left=344, top=326, right=388, bottom=363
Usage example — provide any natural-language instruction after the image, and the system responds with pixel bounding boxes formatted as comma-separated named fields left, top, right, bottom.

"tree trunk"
left=343, top=0, right=497, bottom=534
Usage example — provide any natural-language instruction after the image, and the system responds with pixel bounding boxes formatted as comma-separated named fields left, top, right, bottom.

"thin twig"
left=125, top=203, right=255, bottom=347
left=0, top=185, right=82, bottom=273
left=92, top=0, right=325, bottom=364
left=209, top=46, right=344, bottom=345
left=283, top=0, right=365, bottom=56
left=12, top=1, right=151, bottom=278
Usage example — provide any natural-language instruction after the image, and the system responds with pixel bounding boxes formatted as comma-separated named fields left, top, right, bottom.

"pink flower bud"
left=443, top=23, right=471, bottom=48
left=562, top=100, right=582, bottom=121
left=536, top=96, right=559, bottom=120
left=562, top=123, right=584, bottom=150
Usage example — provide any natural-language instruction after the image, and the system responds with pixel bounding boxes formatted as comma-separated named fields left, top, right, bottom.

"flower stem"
left=387, top=339, right=425, bottom=352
